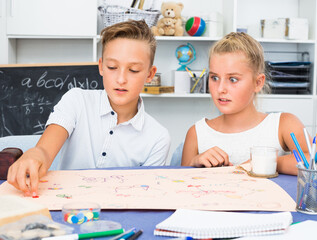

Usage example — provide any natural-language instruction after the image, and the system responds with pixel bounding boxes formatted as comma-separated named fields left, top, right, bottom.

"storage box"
left=261, top=18, right=286, bottom=39
left=261, top=18, right=309, bottom=40
left=204, top=12, right=223, bottom=38
left=285, top=18, right=309, bottom=40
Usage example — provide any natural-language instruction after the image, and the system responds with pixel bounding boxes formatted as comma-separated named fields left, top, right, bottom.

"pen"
left=130, top=0, right=138, bottom=8
left=314, top=134, right=317, bottom=170
left=290, top=132, right=309, bottom=168
left=301, top=180, right=310, bottom=210
left=199, top=68, right=206, bottom=78
left=293, top=149, right=305, bottom=169
left=303, top=128, right=312, bottom=155
left=185, top=67, right=195, bottom=78
left=119, top=229, right=136, bottom=240
left=309, top=136, right=316, bottom=170
left=138, top=0, right=145, bottom=10
left=127, top=230, right=143, bottom=240
left=110, top=228, right=136, bottom=240
left=128, top=229, right=143, bottom=240
left=42, top=229, right=124, bottom=240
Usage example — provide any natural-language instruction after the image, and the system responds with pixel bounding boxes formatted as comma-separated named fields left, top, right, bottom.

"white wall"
left=143, top=96, right=220, bottom=163
left=0, top=0, right=7, bottom=64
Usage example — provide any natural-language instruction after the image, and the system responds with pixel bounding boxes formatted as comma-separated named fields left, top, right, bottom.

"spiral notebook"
left=154, top=209, right=292, bottom=239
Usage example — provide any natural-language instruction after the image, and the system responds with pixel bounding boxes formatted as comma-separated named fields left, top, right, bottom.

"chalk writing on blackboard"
left=0, top=63, right=103, bottom=137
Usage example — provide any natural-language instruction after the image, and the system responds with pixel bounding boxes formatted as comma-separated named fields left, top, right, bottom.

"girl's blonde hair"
left=209, top=32, right=270, bottom=94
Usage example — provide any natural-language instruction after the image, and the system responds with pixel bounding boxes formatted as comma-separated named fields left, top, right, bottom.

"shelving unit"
left=1, top=0, right=317, bottom=161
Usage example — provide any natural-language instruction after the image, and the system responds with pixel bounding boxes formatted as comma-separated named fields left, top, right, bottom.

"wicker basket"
left=98, top=5, right=160, bottom=28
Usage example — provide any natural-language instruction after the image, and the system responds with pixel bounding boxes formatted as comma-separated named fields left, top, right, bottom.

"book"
left=154, top=209, right=293, bottom=239
left=0, top=195, right=51, bottom=226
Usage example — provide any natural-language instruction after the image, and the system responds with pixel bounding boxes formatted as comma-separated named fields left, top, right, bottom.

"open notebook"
left=154, top=209, right=293, bottom=239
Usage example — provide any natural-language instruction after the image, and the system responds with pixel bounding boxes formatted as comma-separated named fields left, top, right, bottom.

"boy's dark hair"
left=100, top=20, right=156, bottom=66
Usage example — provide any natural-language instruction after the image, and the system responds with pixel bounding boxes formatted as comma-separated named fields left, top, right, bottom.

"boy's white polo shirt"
left=46, top=88, right=170, bottom=169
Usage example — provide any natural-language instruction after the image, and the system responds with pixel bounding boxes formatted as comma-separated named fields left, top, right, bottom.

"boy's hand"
left=190, top=146, right=232, bottom=167
left=7, top=147, right=49, bottom=197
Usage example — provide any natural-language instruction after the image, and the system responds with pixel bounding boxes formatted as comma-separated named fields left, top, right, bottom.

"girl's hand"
left=190, top=146, right=232, bottom=167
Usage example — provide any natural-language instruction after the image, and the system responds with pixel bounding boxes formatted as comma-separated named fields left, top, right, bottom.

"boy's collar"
left=100, top=90, right=144, bottom=131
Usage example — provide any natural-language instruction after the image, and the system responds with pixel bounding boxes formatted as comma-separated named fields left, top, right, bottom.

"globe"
left=175, top=43, right=196, bottom=71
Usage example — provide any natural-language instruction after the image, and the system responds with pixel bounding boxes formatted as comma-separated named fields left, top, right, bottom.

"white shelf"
left=96, top=35, right=219, bottom=42
left=256, top=38, right=315, bottom=44
left=258, top=94, right=313, bottom=99
left=7, top=35, right=97, bottom=39
left=155, top=36, right=221, bottom=41
left=156, top=36, right=315, bottom=43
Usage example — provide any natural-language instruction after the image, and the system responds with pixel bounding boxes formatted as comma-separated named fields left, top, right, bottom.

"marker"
left=42, top=228, right=124, bottom=240
left=185, top=67, right=195, bottom=78
left=110, top=228, right=136, bottom=240
left=293, top=150, right=305, bottom=169
left=301, top=181, right=310, bottom=210
left=198, top=68, right=206, bottom=78
left=303, top=128, right=312, bottom=155
left=126, top=230, right=143, bottom=240
left=290, top=132, right=309, bottom=168
left=119, top=229, right=136, bottom=240
left=309, top=136, right=316, bottom=170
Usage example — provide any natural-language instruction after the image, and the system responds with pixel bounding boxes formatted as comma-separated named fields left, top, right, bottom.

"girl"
left=181, top=32, right=310, bottom=175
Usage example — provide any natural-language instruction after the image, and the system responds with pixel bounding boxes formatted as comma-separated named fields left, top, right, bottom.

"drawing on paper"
left=0, top=167, right=296, bottom=211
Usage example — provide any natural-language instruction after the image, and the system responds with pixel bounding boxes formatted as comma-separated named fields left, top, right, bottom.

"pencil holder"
left=296, top=165, right=317, bottom=214
left=190, top=76, right=206, bottom=93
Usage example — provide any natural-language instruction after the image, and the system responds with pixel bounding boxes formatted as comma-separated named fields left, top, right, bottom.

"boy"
left=7, top=20, right=171, bottom=196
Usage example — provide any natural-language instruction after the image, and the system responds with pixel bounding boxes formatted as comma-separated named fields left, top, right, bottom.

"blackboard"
left=0, top=63, right=103, bottom=137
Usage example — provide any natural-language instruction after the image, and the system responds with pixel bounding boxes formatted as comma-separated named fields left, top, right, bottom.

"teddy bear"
left=151, top=2, right=184, bottom=36
left=159, top=17, right=178, bottom=36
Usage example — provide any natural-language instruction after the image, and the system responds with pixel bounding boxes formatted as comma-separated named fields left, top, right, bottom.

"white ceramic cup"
left=250, top=146, right=278, bottom=175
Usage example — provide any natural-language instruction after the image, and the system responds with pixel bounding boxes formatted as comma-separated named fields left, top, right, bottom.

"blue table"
left=2, top=167, right=317, bottom=239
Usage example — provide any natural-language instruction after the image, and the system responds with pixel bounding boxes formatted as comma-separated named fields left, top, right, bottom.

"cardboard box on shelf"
left=261, top=18, right=286, bottom=39
left=261, top=18, right=309, bottom=40
left=204, top=12, right=223, bottom=38
left=286, top=18, right=309, bottom=40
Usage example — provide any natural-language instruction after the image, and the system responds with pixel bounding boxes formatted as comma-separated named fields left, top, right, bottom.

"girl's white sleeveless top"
left=195, top=112, right=287, bottom=165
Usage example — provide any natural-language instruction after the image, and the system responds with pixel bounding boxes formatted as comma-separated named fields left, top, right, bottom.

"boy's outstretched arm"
left=277, top=113, right=312, bottom=175
left=181, top=125, right=230, bottom=167
left=7, top=124, right=68, bottom=196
